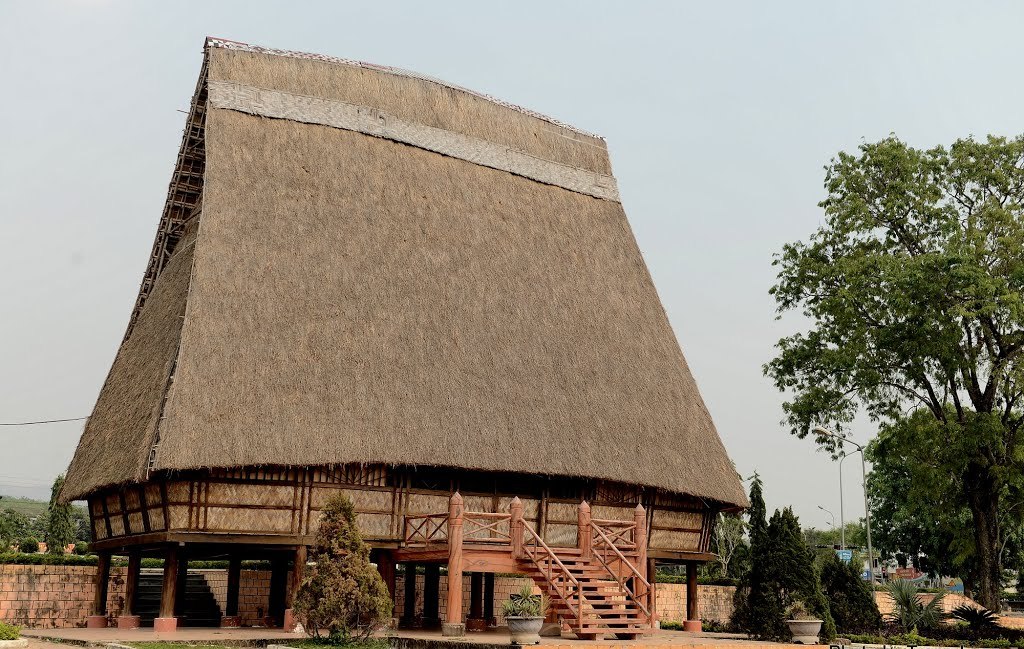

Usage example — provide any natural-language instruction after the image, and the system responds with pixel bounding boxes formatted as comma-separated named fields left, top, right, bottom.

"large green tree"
left=767, top=135, right=1024, bottom=608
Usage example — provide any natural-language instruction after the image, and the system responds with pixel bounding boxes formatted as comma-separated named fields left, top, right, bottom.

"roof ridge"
left=205, top=37, right=604, bottom=141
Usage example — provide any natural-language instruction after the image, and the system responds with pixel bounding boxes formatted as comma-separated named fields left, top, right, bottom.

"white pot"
left=506, top=616, right=544, bottom=645
left=786, top=619, right=823, bottom=644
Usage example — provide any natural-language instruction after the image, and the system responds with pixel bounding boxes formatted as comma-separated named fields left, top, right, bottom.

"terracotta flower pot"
left=786, top=618, right=823, bottom=644
left=506, top=616, right=544, bottom=645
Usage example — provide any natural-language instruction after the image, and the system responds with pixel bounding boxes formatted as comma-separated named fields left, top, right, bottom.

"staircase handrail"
left=591, top=518, right=639, bottom=550
left=521, top=520, right=587, bottom=629
left=590, top=520, right=652, bottom=619
left=463, top=511, right=512, bottom=543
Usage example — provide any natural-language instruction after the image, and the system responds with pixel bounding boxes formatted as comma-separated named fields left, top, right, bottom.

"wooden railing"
left=519, top=516, right=587, bottom=633
left=403, top=513, right=448, bottom=545
left=463, top=512, right=512, bottom=544
left=591, top=520, right=652, bottom=620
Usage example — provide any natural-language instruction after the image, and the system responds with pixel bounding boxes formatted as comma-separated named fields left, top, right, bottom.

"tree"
left=293, top=495, right=392, bottom=640
left=732, top=474, right=767, bottom=632
left=0, top=509, right=31, bottom=550
left=766, top=135, right=1024, bottom=609
left=820, top=551, right=881, bottom=634
left=713, top=512, right=747, bottom=579
left=45, top=475, right=76, bottom=554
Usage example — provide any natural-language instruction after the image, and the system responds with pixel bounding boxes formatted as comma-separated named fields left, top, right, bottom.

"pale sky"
left=2, top=1, right=1023, bottom=533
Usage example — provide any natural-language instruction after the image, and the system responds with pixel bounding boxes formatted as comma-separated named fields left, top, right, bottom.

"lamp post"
left=817, top=505, right=835, bottom=530
left=813, top=426, right=874, bottom=584
left=838, top=452, right=848, bottom=550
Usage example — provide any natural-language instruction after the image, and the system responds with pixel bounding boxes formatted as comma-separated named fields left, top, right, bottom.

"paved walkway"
left=23, top=627, right=823, bottom=649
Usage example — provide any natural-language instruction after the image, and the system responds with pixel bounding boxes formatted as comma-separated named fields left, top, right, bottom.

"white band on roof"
left=207, top=80, right=620, bottom=202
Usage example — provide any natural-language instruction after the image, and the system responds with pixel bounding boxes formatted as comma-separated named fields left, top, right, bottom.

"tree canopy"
left=766, top=134, right=1024, bottom=608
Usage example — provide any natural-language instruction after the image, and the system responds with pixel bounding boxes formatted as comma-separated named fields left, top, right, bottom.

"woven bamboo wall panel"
left=108, top=514, right=125, bottom=537
left=546, top=523, right=578, bottom=547
left=592, top=504, right=634, bottom=521
left=406, top=492, right=450, bottom=515
left=205, top=506, right=294, bottom=533
left=105, top=494, right=121, bottom=515
left=145, top=484, right=163, bottom=506
left=653, top=509, right=703, bottom=530
left=167, top=482, right=189, bottom=503
left=168, top=504, right=189, bottom=530
left=147, top=507, right=166, bottom=531
left=125, top=490, right=141, bottom=510
left=463, top=495, right=493, bottom=513
left=310, top=486, right=392, bottom=511
left=546, top=502, right=578, bottom=525
left=353, top=512, right=392, bottom=538
left=128, top=511, right=144, bottom=532
left=206, top=482, right=294, bottom=507
left=649, top=529, right=701, bottom=551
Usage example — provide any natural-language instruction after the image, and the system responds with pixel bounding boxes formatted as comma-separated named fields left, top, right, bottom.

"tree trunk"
left=965, top=464, right=1002, bottom=610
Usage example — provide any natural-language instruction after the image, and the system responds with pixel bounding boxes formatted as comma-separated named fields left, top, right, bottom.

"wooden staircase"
left=402, top=495, right=654, bottom=640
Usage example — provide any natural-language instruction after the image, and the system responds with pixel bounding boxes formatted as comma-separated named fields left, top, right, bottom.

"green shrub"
left=19, top=537, right=39, bottom=553
left=294, top=495, right=392, bottom=641
left=885, top=579, right=946, bottom=632
left=820, top=551, right=881, bottom=633
left=702, top=619, right=731, bottom=632
left=660, top=620, right=682, bottom=631
left=951, top=604, right=999, bottom=630
left=0, top=622, right=20, bottom=641
left=73, top=541, right=90, bottom=555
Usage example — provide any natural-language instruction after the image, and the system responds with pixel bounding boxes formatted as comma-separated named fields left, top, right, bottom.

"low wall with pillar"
left=0, top=565, right=128, bottom=629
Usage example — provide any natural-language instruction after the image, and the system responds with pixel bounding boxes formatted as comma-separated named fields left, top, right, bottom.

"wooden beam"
left=402, top=563, right=418, bottom=624
left=226, top=555, right=242, bottom=617
left=686, top=561, right=698, bottom=622
left=159, top=545, right=180, bottom=620
left=445, top=493, right=464, bottom=633
left=93, top=552, right=111, bottom=616
left=123, top=554, right=141, bottom=616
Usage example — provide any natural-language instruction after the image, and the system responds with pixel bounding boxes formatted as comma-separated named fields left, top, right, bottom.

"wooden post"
left=443, top=492, right=465, bottom=637
left=648, top=557, right=658, bottom=627
left=634, top=503, right=651, bottom=624
left=174, top=551, right=189, bottom=618
left=467, top=572, right=485, bottom=631
left=401, top=563, right=418, bottom=627
left=578, top=500, right=592, bottom=561
left=510, top=497, right=524, bottom=558
left=268, top=555, right=289, bottom=627
left=116, top=553, right=142, bottom=628
left=222, top=555, right=242, bottom=627
left=283, top=545, right=306, bottom=631
left=86, top=551, right=110, bottom=627
left=155, top=545, right=180, bottom=632
left=684, top=561, right=701, bottom=633
left=483, top=572, right=496, bottom=627
left=423, top=563, right=441, bottom=628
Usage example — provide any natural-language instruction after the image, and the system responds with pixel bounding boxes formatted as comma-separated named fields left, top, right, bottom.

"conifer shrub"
left=294, top=495, right=393, bottom=640
left=18, top=537, right=39, bottom=554
left=820, top=550, right=881, bottom=634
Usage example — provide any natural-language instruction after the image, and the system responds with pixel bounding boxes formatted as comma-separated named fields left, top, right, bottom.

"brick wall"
left=197, top=569, right=272, bottom=626
left=0, top=565, right=127, bottom=629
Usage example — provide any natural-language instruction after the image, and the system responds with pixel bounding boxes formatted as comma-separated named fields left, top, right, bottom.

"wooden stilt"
left=423, top=563, right=440, bottom=628
left=483, top=572, right=496, bottom=627
left=117, top=554, right=142, bottom=628
left=648, top=557, right=659, bottom=628
left=442, top=492, right=465, bottom=637
left=283, top=545, right=306, bottom=631
left=401, top=562, right=418, bottom=627
left=466, top=572, right=485, bottom=631
left=222, top=555, right=242, bottom=627
left=154, top=545, right=180, bottom=632
left=684, top=561, right=701, bottom=633
left=268, top=554, right=289, bottom=627
left=86, top=551, right=110, bottom=628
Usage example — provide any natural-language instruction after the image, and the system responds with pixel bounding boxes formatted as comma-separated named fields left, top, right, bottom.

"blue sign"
left=836, top=549, right=853, bottom=564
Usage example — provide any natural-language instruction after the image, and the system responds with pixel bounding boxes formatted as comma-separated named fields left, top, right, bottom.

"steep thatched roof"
left=63, top=39, right=747, bottom=508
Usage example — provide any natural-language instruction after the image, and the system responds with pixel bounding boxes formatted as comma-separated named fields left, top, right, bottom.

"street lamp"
left=813, top=426, right=875, bottom=585
left=817, top=505, right=836, bottom=530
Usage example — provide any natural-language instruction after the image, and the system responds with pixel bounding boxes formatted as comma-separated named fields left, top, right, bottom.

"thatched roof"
left=63, top=38, right=747, bottom=508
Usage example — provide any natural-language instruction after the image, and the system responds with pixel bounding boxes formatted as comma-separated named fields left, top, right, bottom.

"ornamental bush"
left=19, top=537, right=39, bottom=554
left=294, top=495, right=393, bottom=640
left=820, top=550, right=881, bottom=634
left=0, top=622, right=20, bottom=641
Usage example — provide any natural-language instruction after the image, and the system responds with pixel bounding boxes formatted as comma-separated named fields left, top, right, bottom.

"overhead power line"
left=0, top=416, right=88, bottom=426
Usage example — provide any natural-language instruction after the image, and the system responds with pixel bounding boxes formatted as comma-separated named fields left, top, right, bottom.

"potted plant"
left=785, top=600, right=823, bottom=644
left=503, top=585, right=548, bottom=645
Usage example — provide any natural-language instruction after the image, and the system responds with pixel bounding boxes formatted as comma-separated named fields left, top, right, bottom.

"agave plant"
left=951, top=604, right=999, bottom=630
left=885, top=579, right=947, bottom=632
